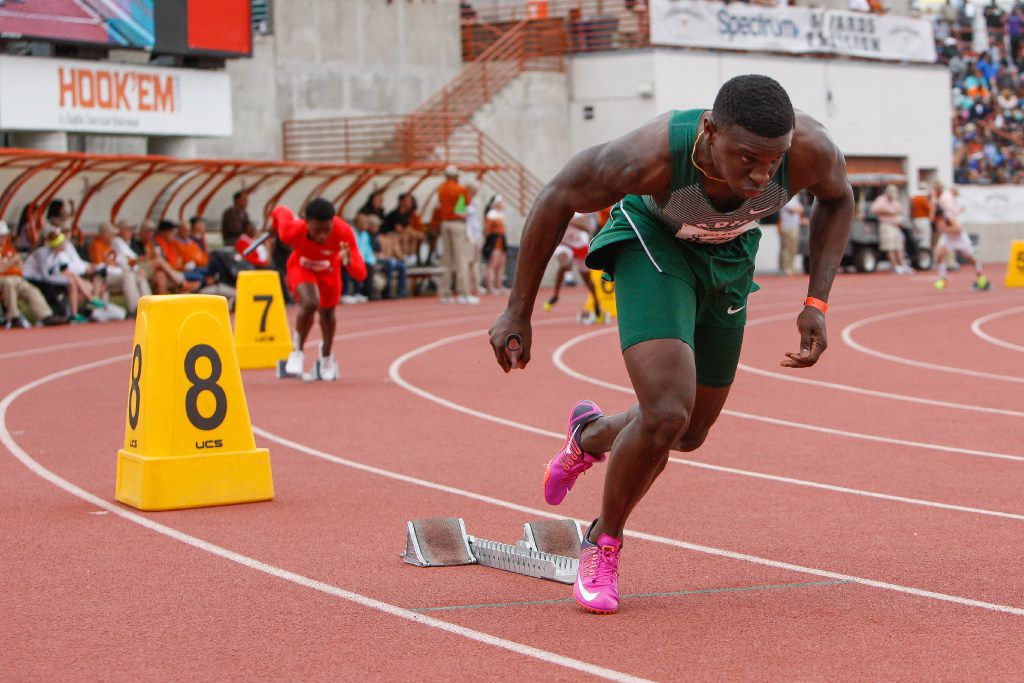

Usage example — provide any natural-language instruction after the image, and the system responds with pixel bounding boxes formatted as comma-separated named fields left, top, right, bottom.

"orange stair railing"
left=283, top=20, right=563, bottom=215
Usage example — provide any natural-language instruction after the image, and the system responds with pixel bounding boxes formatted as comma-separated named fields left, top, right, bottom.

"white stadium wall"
left=197, top=0, right=463, bottom=161
left=571, top=49, right=953, bottom=187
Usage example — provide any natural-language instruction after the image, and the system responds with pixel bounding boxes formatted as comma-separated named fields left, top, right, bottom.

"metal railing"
left=283, top=21, right=558, bottom=215
left=462, top=0, right=649, bottom=57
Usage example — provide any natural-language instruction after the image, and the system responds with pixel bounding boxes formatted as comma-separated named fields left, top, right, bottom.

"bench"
left=406, top=265, right=446, bottom=296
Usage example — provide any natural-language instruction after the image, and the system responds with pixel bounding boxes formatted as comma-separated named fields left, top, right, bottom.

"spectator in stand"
left=871, top=184, right=912, bottom=274
left=190, top=216, right=210, bottom=254
left=434, top=166, right=478, bottom=304
left=46, top=199, right=79, bottom=250
left=22, top=228, right=103, bottom=323
left=89, top=222, right=151, bottom=314
left=1008, top=7, right=1023, bottom=62
left=352, top=212, right=408, bottom=301
left=778, top=192, right=807, bottom=276
left=0, top=221, right=64, bottom=327
left=936, top=11, right=1024, bottom=185
left=153, top=221, right=200, bottom=293
left=381, top=193, right=425, bottom=264
left=221, top=191, right=252, bottom=248
left=984, top=0, right=1005, bottom=42
left=482, top=195, right=508, bottom=295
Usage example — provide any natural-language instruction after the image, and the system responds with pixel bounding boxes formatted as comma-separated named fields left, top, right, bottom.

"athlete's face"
left=707, top=120, right=792, bottom=199
left=307, top=218, right=332, bottom=244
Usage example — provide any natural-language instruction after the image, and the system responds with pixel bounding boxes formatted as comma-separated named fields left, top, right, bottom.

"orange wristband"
left=804, top=297, right=828, bottom=314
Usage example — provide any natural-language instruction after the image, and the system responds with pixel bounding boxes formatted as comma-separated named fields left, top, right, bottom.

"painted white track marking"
left=970, top=306, right=1024, bottom=353
left=0, top=357, right=646, bottom=683
left=388, top=327, right=1024, bottom=617
left=842, top=299, right=1024, bottom=383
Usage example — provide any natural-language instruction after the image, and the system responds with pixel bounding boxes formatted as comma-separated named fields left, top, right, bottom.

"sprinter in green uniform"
left=488, top=75, right=853, bottom=613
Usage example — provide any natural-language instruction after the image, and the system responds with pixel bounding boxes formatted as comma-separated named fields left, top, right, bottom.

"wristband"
left=804, top=297, right=828, bottom=314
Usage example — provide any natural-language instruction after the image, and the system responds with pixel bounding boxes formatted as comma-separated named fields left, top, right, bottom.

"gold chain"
left=690, top=129, right=725, bottom=182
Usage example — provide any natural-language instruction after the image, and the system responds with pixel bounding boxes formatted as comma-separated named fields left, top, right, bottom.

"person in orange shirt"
left=173, top=219, right=210, bottom=284
left=909, top=183, right=934, bottom=257
left=0, top=221, right=62, bottom=327
left=153, top=220, right=200, bottom=293
left=434, top=165, right=478, bottom=304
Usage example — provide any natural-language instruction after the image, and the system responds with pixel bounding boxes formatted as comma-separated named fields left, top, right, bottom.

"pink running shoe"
left=574, top=521, right=621, bottom=614
left=543, top=400, right=605, bottom=505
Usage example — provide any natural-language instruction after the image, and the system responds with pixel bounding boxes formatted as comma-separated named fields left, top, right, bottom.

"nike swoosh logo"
left=576, top=576, right=600, bottom=602
left=727, top=304, right=746, bottom=315
left=749, top=206, right=774, bottom=215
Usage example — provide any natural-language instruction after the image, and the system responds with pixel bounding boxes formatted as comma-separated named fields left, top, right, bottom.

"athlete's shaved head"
left=712, top=75, right=794, bottom=138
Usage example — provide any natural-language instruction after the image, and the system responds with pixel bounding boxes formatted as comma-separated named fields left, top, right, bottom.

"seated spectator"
left=89, top=222, right=151, bottom=315
left=190, top=216, right=210, bottom=255
left=149, top=221, right=199, bottom=294
left=22, top=229, right=103, bottom=323
left=173, top=219, right=210, bottom=283
left=381, top=193, right=425, bottom=264
left=0, top=220, right=64, bottom=327
left=350, top=213, right=407, bottom=301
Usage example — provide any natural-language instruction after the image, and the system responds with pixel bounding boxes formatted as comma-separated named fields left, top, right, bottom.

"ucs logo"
left=195, top=439, right=224, bottom=449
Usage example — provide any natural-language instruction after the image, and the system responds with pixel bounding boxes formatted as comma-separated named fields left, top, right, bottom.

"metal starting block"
left=401, top=517, right=583, bottom=584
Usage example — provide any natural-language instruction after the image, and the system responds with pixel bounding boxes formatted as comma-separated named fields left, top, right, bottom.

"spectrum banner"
left=0, top=55, right=232, bottom=136
left=649, top=0, right=936, bottom=64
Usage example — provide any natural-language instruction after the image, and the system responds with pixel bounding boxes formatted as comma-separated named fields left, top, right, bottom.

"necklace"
left=691, top=130, right=725, bottom=182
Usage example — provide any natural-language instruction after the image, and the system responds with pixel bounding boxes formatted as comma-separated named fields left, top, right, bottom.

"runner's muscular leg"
left=589, top=338, right=696, bottom=541
left=319, top=306, right=336, bottom=356
left=294, top=282, right=319, bottom=348
left=581, top=383, right=730, bottom=455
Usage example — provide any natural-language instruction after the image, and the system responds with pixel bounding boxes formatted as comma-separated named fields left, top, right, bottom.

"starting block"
left=401, top=517, right=583, bottom=584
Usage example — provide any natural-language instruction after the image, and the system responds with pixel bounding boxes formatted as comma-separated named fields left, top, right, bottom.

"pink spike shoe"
left=574, top=520, right=621, bottom=614
left=543, top=400, right=605, bottom=505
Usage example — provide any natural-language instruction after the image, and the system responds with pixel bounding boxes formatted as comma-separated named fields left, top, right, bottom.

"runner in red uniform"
left=271, top=197, right=366, bottom=381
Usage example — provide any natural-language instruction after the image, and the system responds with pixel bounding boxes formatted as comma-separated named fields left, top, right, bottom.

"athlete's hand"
left=782, top=307, right=827, bottom=368
left=489, top=309, right=532, bottom=373
left=339, top=242, right=351, bottom=267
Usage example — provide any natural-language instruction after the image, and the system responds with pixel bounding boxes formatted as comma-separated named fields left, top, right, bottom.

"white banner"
left=957, top=185, right=1024, bottom=225
left=650, top=0, right=936, bottom=63
left=0, top=55, right=232, bottom=137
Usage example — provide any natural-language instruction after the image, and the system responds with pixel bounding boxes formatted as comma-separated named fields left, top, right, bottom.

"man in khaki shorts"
left=871, top=184, right=911, bottom=274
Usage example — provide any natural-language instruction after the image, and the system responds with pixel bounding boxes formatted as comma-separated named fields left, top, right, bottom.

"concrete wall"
left=196, top=0, right=463, bottom=161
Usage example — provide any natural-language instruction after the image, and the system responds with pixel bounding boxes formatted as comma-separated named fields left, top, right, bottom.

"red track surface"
left=3, top=269, right=1023, bottom=679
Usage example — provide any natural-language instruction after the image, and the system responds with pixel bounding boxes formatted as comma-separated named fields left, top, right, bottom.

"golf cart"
left=798, top=173, right=933, bottom=274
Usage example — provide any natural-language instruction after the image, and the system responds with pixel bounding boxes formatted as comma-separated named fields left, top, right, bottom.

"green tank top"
left=630, top=108, right=790, bottom=245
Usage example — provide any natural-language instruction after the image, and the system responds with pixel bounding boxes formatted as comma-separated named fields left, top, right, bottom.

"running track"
left=2, top=269, right=1023, bottom=679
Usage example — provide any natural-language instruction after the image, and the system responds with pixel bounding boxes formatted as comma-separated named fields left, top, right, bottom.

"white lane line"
left=971, top=307, right=1024, bottom=354
left=386, top=328, right=1024, bottom=616
left=0, top=360, right=647, bottom=683
left=737, top=363, right=1024, bottom=418
left=0, top=336, right=128, bottom=361
left=552, top=328, right=1024, bottom=464
left=389, top=319, right=1024, bottom=522
left=841, top=299, right=1024, bottom=383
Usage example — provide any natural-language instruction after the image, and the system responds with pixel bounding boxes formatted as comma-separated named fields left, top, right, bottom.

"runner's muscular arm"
left=784, top=116, right=854, bottom=368
left=489, top=114, right=671, bottom=372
